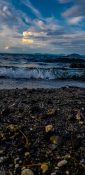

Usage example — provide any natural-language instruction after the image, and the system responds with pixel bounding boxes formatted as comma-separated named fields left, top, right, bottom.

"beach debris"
left=21, top=168, right=34, bottom=175
left=40, top=163, right=49, bottom=173
left=45, top=124, right=53, bottom=133
left=57, top=160, right=68, bottom=168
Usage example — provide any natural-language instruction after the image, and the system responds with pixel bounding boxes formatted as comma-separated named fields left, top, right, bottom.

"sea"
left=0, top=53, right=85, bottom=89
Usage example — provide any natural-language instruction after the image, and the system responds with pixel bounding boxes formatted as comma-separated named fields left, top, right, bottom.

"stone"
left=65, top=170, right=70, bottom=175
left=51, top=172, right=56, bottom=175
left=41, top=163, right=49, bottom=173
left=21, top=168, right=34, bottom=175
left=49, top=144, right=57, bottom=150
left=25, top=152, right=30, bottom=157
left=57, top=160, right=68, bottom=168
left=45, top=125, right=53, bottom=133
left=15, top=164, right=19, bottom=169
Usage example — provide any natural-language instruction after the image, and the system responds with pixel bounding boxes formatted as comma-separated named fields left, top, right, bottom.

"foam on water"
left=0, top=53, right=85, bottom=88
left=0, top=67, right=85, bottom=80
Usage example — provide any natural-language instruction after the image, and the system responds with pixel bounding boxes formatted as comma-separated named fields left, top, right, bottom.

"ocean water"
left=0, top=53, right=85, bottom=89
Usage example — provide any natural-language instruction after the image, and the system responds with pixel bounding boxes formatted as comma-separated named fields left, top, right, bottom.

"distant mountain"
left=66, top=53, right=81, bottom=59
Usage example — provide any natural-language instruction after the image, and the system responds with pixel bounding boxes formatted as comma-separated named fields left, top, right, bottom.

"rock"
left=21, top=168, right=34, bottom=175
left=0, top=150, right=4, bottom=154
left=76, top=110, right=81, bottom=120
left=65, top=170, right=70, bottom=175
left=57, top=160, right=68, bottom=168
left=25, top=152, right=30, bottom=157
left=51, top=172, right=56, bottom=175
left=64, top=154, right=71, bottom=160
left=48, top=144, right=57, bottom=150
left=14, top=157, right=20, bottom=164
left=79, top=121, right=84, bottom=125
left=41, top=163, right=49, bottom=173
left=15, top=164, right=19, bottom=169
left=0, top=156, right=6, bottom=163
left=45, top=125, right=53, bottom=133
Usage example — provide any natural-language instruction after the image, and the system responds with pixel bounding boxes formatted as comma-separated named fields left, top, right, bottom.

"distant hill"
left=66, top=53, right=81, bottom=59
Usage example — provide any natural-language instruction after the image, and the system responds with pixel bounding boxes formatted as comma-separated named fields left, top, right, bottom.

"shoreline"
left=0, top=79, right=85, bottom=89
left=0, top=87, right=85, bottom=174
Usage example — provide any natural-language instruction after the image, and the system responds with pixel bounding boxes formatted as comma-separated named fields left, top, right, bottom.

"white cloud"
left=67, top=16, right=83, bottom=24
left=62, top=0, right=85, bottom=19
left=62, top=5, right=79, bottom=18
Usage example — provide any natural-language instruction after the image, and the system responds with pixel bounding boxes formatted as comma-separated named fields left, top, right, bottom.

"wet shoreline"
left=0, top=87, right=85, bottom=175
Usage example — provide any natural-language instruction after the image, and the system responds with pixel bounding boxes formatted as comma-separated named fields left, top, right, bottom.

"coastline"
left=0, top=79, right=85, bottom=89
left=0, top=87, right=85, bottom=174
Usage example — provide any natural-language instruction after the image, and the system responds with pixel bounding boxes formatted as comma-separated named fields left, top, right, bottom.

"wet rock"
left=48, top=144, right=57, bottom=151
left=0, top=156, right=6, bottom=163
left=25, top=152, right=30, bottom=157
left=45, top=125, right=54, bottom=133
left=65, top=170, right=70, bottom=175
left=76, top=110, right=81, bottom=120
left=41, top=163, right=49, bottom=173
left=57, top=160, right=68, bottom=168
left=21, top=168, right=34, bottom=175
left=51, top=172, right=56, bottom=175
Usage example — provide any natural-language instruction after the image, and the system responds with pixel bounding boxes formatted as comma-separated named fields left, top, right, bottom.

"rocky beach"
left=0, top=87, right=85, bottom=175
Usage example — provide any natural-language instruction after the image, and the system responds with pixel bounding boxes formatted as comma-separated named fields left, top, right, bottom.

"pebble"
left=0, top=150, right=4, bottom=154
left=57, top=160, right=68, bottom=168
left=15, top=164, right=19, bottom=169
left=49, top=144, right=57, bottom=150
left=0, top=157, right=6, bottom=163
left=65, top=170, right=70, bottom=175
left=25, top=152, right=30, bottom=157
left=45, top=125, right=53, bottom=133
left=51, top=172, right=56, bottom=175
left=41, top=163, right=49, bottom=173
left=64, top=154, right=71, bottom=159
left=21, top=168, right=34, bottom=175
left=76, top=111, right=81, bottom=120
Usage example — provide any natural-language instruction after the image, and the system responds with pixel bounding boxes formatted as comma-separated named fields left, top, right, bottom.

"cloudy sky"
left=0, top=0, right=85, bottom=54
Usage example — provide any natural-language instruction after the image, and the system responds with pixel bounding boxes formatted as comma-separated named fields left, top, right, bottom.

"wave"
left=0, top=67, right=85, bottom=80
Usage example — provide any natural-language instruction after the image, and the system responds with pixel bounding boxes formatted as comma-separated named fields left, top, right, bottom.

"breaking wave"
left=0, top=67, right=85, bottom=80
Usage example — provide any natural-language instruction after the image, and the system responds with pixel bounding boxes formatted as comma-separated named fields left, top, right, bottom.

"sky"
left=0, top=0, right=85, bottom=54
